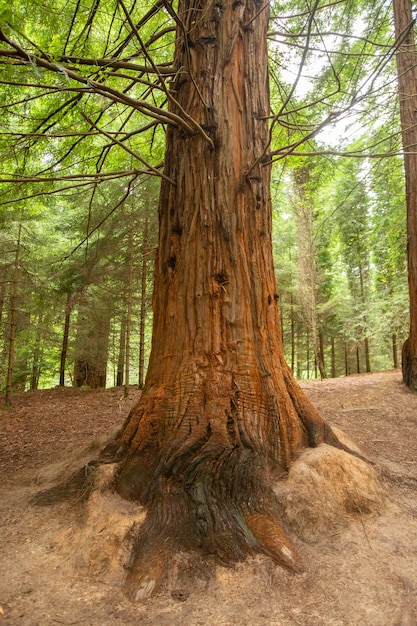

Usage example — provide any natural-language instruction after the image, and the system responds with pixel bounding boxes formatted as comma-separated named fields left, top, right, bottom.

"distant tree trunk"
left=0, top=280, right=7, bottom=390
left=59, top=293, right=72, bottom=387
left=319, top=331, right=326, bottom=379
left=356, top=345, right=361, bottom=374
left=74, top=313, right=110, bottom=388
left=5, top=223, right=21, bottom=406
left=280, top=295, right=284, bottom=347
left=0, top=280, right=6, bottom=326
left=293, top=166, right=326, bottom=381
left=364, top=337, right=371, bottom=374
left=331, top=337, right=336, bottom=378
left=357, top=249, right=370, bottom=375
left=393, top=0, right=417, bottom=390
left=290, top=291, right=295, bottom=373
left=344, top=343, right=349, bottom=376
left=296, top=323, right=302, bottom=378
left=392, top=333, right=399, bottom=369
left=30, top=311, right=43, bottom=390
left=117, top=316, right=126, bottom=387
left=124, top=209, right=135, bottom=398
left=138, top=215, right=149, bottom=389
left=113, top=0, right=342, bottom=600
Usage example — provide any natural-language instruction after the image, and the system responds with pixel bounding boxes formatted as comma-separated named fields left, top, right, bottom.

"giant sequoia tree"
left=0, top=0, right=393, bottom=602
left=112, top=0, right=344, bottom=600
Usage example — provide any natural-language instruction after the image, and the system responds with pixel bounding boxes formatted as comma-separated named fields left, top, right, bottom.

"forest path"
left=0, top=370, right=416, bottom=625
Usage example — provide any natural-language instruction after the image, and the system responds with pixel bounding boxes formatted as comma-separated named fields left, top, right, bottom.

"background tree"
left=291, top=163, right=329, bottom=379
left=392, top=0, right=417, bottom=390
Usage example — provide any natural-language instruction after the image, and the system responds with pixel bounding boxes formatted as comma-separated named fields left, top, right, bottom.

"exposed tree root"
left=121, top=505, right=304, bottom=600
left=32, top=460, right=99, bottom=506
left=124, top=539, right=171, bottom=601
left=245, top=511, right=304, bottom=573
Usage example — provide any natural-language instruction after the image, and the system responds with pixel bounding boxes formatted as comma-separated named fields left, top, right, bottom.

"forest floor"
left=0, top=369, right=416, bottom=626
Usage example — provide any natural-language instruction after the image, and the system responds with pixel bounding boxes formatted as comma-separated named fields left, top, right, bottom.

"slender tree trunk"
left=356, top=345, right=361, bottom=374
left=30, top=311, right=43, bottom=390
left=296, top=325, right=302, bottom=379
left=117, top=316, right=126, bottom=387
left=290, top=291, right=295, bottom=373
left=331, top=337, right=336, bottom=378
left=357, top=245, right=370, bottom=375
left=0, top=280, right=7, bottom=391
left=138, top=215, right=149, bottom=389
left=114, top=0, right=341, bottom=600
left=124, top=211, right=135, bottom=398
left=392, top=333, right=399, bottom=369
left=364, top=337, right=371, bottom=373
left=344, top=343, right=349, bottom=376
left=0, top=280, right=6, bottom=326
left=5, top=224, right=21, bottom=406
left=59, top=293, right=72, bottom=387
left=393, top=0, right=417, bottom=389
left=318, top=331, right=326, bottom=379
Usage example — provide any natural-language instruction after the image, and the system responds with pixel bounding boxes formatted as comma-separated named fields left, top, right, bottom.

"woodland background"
left=0, top=0, right=410, bottom=396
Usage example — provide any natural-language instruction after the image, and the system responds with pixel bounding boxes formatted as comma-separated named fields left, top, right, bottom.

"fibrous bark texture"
left=114, top=0, right=340, bottom=600
left=393, top=0, right=417, bottom=390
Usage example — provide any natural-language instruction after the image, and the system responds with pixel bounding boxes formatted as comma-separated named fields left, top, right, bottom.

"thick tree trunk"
left=393, top=0, right=417, bottom=390
left=114, top=0, right=340, bottom=600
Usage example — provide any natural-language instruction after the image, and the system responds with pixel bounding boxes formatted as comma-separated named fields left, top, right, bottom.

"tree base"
left=34, top=437, right=386, bottom=602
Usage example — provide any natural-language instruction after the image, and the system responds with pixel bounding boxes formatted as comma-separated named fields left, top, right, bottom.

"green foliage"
left=0, top=0, right=410, bottom=387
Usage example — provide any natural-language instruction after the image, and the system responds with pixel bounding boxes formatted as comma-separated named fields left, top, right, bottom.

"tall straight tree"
left=114, top=0, right=342, bottom=601
left=393, top=0, right=417, bottom=390
left=0, top=0, right=387, bottom=603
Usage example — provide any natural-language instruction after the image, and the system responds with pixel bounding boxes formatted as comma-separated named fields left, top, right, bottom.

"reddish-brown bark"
left=113, top=0, right=340, bottom=600
left=393, top=0, right=417, bottom=390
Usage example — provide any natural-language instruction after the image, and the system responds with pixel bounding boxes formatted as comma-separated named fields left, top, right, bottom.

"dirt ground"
left=0, top=370, right=416, bottom=626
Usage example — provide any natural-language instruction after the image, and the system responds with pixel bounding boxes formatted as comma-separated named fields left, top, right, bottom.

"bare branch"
left=0, top=30, right=194, bottom=132
left=0, top=168, right=154, bottom=183
left=80, top=111, right=175, bottom=185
